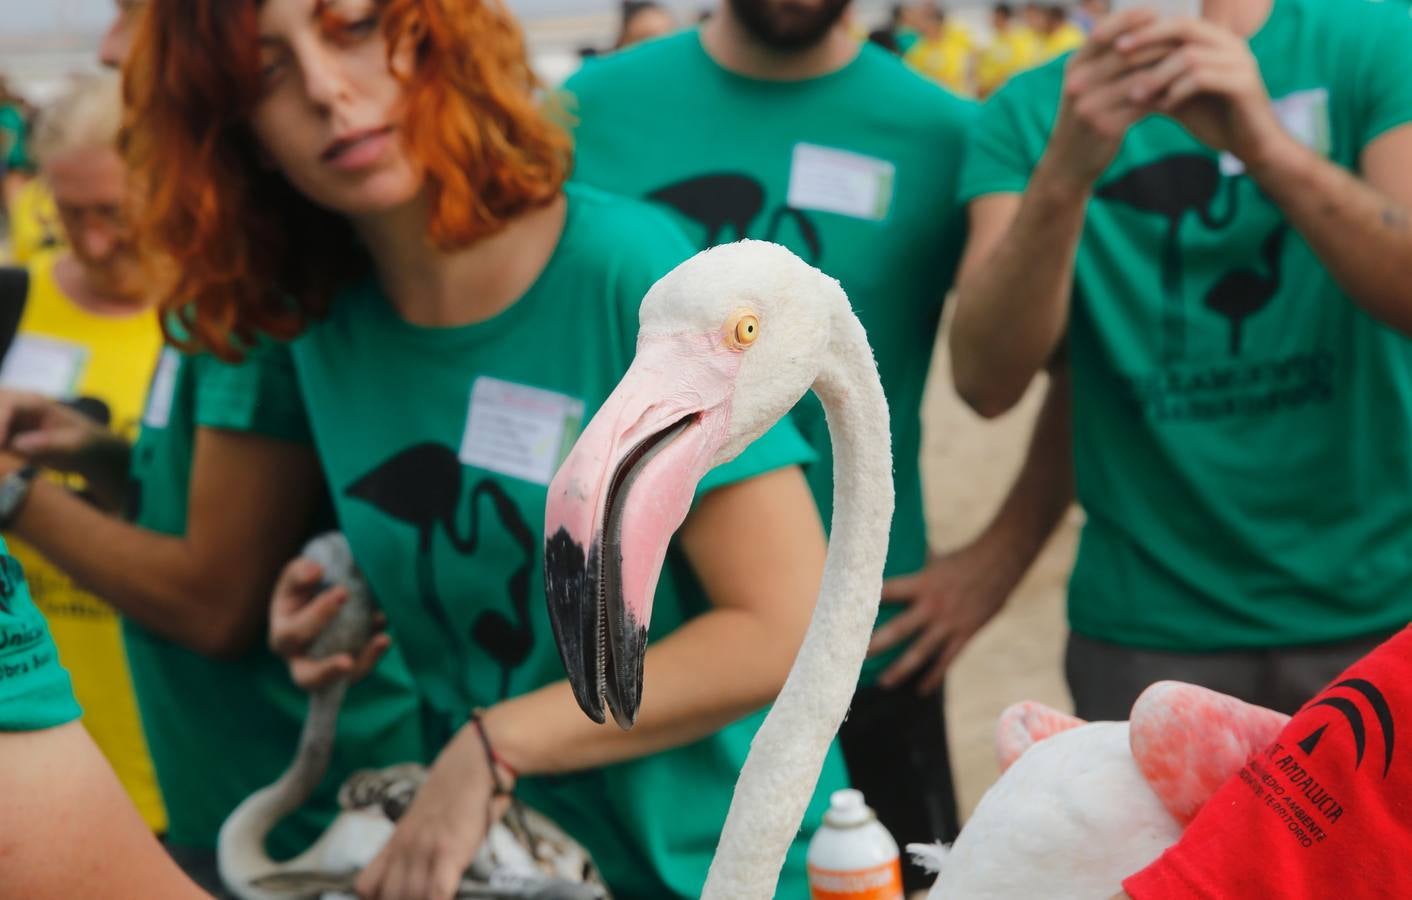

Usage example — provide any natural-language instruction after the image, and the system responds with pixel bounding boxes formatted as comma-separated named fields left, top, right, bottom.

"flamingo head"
left=543, top=241, right=844, bottom=728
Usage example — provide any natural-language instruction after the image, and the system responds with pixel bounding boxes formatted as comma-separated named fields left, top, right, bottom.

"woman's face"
left=249, top=0, right=421, bottom=218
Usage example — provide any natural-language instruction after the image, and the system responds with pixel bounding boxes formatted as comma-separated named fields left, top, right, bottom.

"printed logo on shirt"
left=1234, top=679, right=1397, bottom=850
left=0, top=554, right=23, bottom=615
left=1096, top=152, right=1318, bottom=418
left=1297, top=678, right=1397, bottom=778
left=645, top=173, right=823, bottom=263
left=345, top=445, right=538, bottom=706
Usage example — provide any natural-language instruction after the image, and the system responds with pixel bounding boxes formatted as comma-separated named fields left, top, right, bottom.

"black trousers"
left=837, top=673, right=960, bottom=893
left=1066, top=628, right=1401, bottom=720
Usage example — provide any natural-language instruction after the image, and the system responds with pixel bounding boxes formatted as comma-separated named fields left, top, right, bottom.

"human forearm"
left=11, top=482, right=264, bottom=655
left=970, top=367, right=1075, bottom=569
left=951, top=170, right=1090, bottom=418
left=484, top=602, right=799, bottom=776
left=1247, top=136, right=1412, bottom=334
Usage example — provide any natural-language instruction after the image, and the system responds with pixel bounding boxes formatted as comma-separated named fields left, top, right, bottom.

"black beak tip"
left=544, top=529, right=606, bottom=725
left=605, top=624, right=647, bottom=731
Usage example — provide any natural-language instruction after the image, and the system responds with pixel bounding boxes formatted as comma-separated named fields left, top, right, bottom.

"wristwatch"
left=0, top=465, right=39, bottom=530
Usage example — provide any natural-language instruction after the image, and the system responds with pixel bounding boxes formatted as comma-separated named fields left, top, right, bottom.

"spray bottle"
left=806, top=788, right=906, bottom=900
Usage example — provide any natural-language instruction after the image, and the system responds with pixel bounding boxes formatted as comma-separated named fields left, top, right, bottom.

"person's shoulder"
left=560, top=184, right=694, bottom=263
left=850, top=44, right=979, bottom=127
left=563, top=31, right=701, bottom=102
left=1302, top=0, right=1412, bottom=30
left=1003, top=53, right=1067, bottom=94
left=984, top=53, right=1066, bottom=114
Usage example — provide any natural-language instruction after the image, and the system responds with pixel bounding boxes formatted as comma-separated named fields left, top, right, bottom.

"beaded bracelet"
left=469, top=709, right=517, bottom=797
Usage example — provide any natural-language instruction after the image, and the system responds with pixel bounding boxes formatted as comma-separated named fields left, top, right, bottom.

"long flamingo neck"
left=701, top=310, right=894, bottom=899
left=217, top=681, right=348, bottom=895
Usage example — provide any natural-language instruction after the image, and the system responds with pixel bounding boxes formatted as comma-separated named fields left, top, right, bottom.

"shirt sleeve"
left=1124, top=626, right=1412, bottom=900
left=191, top=339, right=312, bottom=444
left=0, top=541, right=81, bottom=732
left=1357, top=0, right=1412, bottom=146
left=957, top=66, right=1057, bottom=203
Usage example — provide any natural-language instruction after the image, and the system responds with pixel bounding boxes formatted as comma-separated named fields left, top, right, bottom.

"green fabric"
left=565, top=32, right=977, bottom=683
left=0, top=104, right=30, bottom=171
left=290, top=185, right=847, bottom=900
left=960, top=0, right=1412, bottom=652
left=125, top=338, right=429, bottom=853
left=0, top=538, right=81, bottom=731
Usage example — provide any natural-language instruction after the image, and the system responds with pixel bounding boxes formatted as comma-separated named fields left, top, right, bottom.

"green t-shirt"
left=125, top=340, right=429, bottom=852
left=290, top=185, right=847, bottom=900
left=564, top=32, right=978, bottom=683
left=0, top=104, right=31, bottom=172
left=0, top=539, right=81, bottom=731
left=960, top=0, right=1412, bottom=652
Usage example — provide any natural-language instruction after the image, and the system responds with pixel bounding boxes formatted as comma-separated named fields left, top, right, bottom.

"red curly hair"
left=123, top=0, right=571, bottom=359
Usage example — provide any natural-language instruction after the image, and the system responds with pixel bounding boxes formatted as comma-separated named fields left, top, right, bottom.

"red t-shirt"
left=1125, top=626, right=1412, bottom=898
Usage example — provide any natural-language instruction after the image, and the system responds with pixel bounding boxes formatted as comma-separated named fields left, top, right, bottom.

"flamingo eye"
left=725, top=312, right=761, bottom=350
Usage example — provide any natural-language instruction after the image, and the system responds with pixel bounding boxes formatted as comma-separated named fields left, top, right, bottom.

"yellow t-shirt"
left=976, top=26, right=1040, bottom=96
left=904, top=22, right=976, bottom=95
left=1043, top=22, right=1087, bottom=59
left=6, top=180, right=62, bottom=267
left=2, top=249, right=166, bottom=832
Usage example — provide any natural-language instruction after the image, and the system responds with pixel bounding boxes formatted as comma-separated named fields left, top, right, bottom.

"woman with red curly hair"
left=0, top=5, right=429, bottom=895
left=126, top=0, right=847, bottom=898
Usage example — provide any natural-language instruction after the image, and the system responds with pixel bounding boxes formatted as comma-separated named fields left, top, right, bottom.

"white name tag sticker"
left=459, top=376, right=585, bottom=486
left=142, top=348, right=180, bottom=429
left=787, top=143, right=895, bottom=221
left=0, top=335, right=87, bottom=398
left=1221, top=88, right=1329, bottom=176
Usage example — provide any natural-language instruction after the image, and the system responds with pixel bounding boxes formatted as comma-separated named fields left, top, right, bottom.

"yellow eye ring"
left=726, top=312, right=761, bottom=350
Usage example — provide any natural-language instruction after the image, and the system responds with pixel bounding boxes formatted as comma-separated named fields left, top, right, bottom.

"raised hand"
left=1120, top=16, right=1289, bottom=166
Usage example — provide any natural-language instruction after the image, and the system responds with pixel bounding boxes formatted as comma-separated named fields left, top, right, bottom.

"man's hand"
left=268, top=556, right=390, bottom=690
left=868, top=540, right=1028, bottom=694
left=1121, top=16, right=1289, bottom=166
left=1044, top=8, right=1178, bottom=189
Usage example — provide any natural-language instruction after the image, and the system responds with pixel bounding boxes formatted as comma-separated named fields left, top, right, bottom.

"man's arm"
left=950, top=187, right=1085, bottom=418
left=1245, top=128, right=1412, bottom=333
left=870, top=367, right=1075, bottom=691
left=950, top=9, right=1173, bottom=418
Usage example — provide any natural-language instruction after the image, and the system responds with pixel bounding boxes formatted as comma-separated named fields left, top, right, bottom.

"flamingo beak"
left=544, top=332, right=738, bottom=728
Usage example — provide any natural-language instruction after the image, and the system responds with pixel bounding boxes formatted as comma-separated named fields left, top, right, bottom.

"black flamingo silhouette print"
left=0, top=554, right=20, bottom=615
left=1096, top=154, right=1239, bottom=363
left=1203, top=225, right=1287, bottom=356
left=647, top=173, right=823, bottom=263
left=346, top=443, right=536, bottom=702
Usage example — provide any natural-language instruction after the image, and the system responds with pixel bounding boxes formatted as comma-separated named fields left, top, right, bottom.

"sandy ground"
left=920, top=318, right=1079, bottom=819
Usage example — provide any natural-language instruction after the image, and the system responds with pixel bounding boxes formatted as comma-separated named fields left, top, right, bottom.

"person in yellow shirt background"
left=5, top=180, right=61, bottom=268
left=0, top=72, right=166, bottom=834
left=904, top=1, right=977, bottom=95
left=1029, top=2, right=1086, bottom=59
left=976, top=3, right=1039, bottom=97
